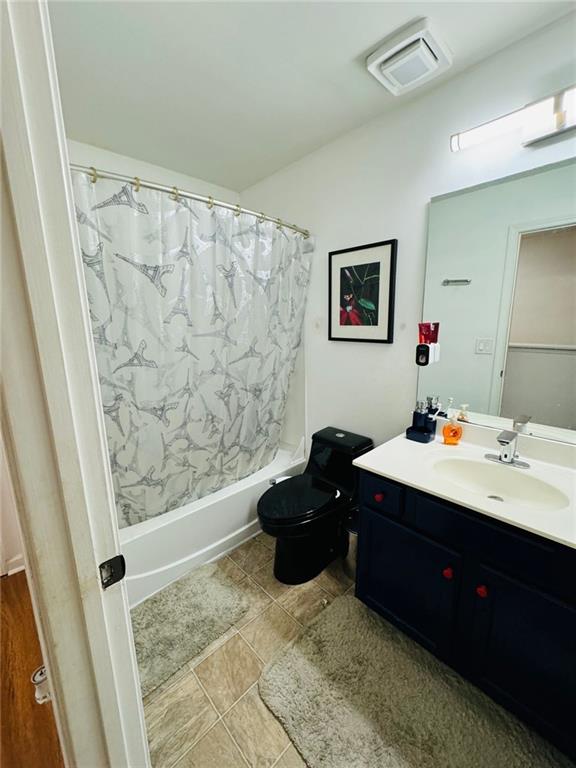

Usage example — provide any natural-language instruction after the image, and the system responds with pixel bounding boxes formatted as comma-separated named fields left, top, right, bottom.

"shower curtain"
left=72, top=172, right=312, bottom=528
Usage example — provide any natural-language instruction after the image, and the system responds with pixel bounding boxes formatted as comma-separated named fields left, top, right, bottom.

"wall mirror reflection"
left=419, top=160, right=576, bottom=444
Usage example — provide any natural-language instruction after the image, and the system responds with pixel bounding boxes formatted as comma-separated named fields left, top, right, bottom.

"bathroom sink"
left=433, top=458, right=569, bottom=512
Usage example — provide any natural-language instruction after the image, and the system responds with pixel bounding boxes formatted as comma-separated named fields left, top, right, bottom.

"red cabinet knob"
left=476, top=585, right=489, bottom=599
left=373, top=492, right=385, bottom=503
left=442, top=567, right=454, bottom=581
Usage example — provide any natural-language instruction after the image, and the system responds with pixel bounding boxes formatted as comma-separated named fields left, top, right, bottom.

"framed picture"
left=328, top=239, right=397, bottom=343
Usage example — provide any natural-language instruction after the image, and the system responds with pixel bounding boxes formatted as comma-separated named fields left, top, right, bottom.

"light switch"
left=475, top=337, right=494, bottom=355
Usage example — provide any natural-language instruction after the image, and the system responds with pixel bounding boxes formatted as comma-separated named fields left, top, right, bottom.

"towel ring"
left=89, top=166, right=98, bottom=184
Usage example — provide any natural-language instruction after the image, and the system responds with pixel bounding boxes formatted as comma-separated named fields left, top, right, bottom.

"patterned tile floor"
left=143, top=532, right=355, bottom=768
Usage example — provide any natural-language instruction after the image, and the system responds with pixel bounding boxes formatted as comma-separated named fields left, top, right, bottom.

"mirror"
left=419, top=159, right=576, bottom=444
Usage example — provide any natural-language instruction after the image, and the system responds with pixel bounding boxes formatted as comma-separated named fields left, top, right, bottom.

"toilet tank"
left=305, top=427, right=374, bottom=497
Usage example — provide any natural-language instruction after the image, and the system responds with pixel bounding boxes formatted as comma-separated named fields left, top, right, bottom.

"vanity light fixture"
left=450, top=85, right=576, bottom=152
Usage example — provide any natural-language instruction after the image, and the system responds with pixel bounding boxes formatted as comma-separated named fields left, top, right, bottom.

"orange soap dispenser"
left=443, top=416, right=463, bottom=445
left=442, top=399, right=462, bottom=445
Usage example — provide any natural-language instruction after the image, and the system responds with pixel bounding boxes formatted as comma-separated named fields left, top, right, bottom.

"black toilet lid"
left=258, top=475, right=342, bottom=524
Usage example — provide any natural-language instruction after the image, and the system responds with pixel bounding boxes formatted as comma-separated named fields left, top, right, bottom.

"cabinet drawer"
left=360, top=472, right=404, bottom=517
left=407, top=491, right=576, bottom=604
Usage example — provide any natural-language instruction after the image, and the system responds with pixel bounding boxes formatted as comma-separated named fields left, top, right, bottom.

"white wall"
left=500, top=348, right=576, bottom=429
left=241, top=15, right=576, bottom=446
left=67, top=139, right=238, bottom=202
left=510, top=227, right=576, bottom=346
left=1, top=161, right=25, bottom=576
left=0, top=434, right=24, bottom=576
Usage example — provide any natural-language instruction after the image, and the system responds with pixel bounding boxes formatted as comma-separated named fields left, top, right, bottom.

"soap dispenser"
left=406, top=400, right=436, bottom=443
left=442, top=416, right=462, bottom=445
left=457, top=403, right=470, bottom=422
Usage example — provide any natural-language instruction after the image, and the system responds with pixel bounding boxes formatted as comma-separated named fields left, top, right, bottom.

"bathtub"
left=120, top=442, right=306, bottom=607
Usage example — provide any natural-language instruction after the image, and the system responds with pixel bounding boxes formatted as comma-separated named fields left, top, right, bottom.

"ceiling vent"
left=366, top=19, right=452, bottom=96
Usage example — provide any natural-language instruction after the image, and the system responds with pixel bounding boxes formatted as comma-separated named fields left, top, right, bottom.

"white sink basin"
left=433, top=458, right=569, bottom=512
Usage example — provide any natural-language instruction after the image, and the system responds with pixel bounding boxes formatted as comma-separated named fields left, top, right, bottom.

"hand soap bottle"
left=443, top=416, right=463, bottom=445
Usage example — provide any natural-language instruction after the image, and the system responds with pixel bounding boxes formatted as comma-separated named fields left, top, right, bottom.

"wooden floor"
left=1, top=571, right=64, bottom=768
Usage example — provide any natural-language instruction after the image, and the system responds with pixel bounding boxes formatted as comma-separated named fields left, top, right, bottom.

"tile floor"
left=143, top=532, right=355, bottom=768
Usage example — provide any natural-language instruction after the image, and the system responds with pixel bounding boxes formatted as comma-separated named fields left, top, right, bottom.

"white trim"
left=2, top=2, right=149, bottom=766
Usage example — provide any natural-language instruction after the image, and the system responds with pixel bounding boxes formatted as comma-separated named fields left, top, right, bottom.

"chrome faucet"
left=485, top=416, right=531, bottom=469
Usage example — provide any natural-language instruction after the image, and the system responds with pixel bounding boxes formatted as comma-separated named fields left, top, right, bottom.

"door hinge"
left=31, top=665, right=51, bottom=704
left=99, top=554, right=126, bottom=589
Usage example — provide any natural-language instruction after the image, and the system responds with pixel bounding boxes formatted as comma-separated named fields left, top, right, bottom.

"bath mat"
left=132, top=562, right=248, bottom=697
left=259, top=595, right=572, bottom=768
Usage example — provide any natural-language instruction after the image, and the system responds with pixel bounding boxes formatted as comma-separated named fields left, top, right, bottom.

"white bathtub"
left=119, top=443, right=306, bottom=607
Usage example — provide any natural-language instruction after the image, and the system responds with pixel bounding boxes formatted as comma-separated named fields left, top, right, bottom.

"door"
left=3, top=2, right=149, bottom=765
left=466, top=564, right=576, bottom=750
left=357, top=508, right=462, bottom=657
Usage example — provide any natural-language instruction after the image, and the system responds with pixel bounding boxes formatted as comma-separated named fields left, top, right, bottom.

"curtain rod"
left=69, top=163, right=310, bottom=239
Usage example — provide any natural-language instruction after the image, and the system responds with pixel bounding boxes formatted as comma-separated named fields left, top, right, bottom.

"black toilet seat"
left=258, top=474, right=349, bottom=528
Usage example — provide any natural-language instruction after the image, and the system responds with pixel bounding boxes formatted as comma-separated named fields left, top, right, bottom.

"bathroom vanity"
left=354, top=431, right=576, bottom=758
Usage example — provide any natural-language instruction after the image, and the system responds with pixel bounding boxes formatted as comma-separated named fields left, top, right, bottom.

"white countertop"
left=353, top=432, right=576, bottom=550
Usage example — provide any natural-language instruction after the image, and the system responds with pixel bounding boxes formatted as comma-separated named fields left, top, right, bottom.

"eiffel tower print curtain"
left=72, top=172, right=312, bottom=528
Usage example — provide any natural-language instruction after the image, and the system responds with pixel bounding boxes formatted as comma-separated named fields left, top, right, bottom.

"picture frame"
left=328, top=239, right=397, bottom=343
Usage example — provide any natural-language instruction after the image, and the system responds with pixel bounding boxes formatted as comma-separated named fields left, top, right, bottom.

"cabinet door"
left=357, top=507, right=462, bottom=657
left=467, top=564, right=576, bottom=750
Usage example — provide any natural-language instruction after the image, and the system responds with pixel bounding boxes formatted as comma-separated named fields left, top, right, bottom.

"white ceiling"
left=50, top=2, right=574, bottom=191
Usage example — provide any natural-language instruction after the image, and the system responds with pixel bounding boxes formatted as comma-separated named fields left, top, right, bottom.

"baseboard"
left=6, top=554, right=25, bottom=576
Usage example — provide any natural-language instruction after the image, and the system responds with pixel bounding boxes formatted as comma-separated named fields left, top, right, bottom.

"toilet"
left=257, top=427, right=374, bottom=584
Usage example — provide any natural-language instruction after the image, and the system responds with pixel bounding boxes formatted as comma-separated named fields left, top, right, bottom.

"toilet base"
left=273, top=525, right=346, bottom=585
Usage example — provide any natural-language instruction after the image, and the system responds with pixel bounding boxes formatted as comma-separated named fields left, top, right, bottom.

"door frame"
left=488, top=213, right=576, bottom=415
left=2, top=2, right=149, bottom=765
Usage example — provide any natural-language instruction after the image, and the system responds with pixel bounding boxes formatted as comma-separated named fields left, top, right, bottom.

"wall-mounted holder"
left=417, top=322, right=440, bottom=365
left=442, top=279, right=471, bottom=286
left=416, top=342, right=440, bottom=366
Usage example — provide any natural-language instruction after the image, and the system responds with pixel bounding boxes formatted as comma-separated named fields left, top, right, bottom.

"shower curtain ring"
left=89, top=166, right=98, bottom=184
left=207, top=196, right=214, bottom=210
left=234, top=204, right=241, bottom=217
left=258, top=212, right=266, bottom=224
left=276, top=218, right=283, bottom=230
left=133, top=176, right=141, bottom=192
left=171, top=186, right=179, bottom=201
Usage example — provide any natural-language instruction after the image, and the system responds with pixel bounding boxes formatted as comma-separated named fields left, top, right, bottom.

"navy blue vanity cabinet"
left=356, top=469, right=576, bottom=759
left=464, top=563, right=576, bottom=752
left=357, top=507, right=461, bottom=657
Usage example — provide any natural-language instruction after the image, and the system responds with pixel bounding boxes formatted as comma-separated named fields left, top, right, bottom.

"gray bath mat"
left=132, top=562, right=248, bottom=697
left=259, top=596, right=572, bottom=768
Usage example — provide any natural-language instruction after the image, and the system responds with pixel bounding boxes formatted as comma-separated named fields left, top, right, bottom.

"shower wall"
left=73, top=171, right=312, bottom=527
